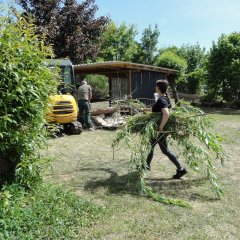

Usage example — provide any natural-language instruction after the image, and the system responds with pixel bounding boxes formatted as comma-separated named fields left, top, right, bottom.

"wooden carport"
left=74, top=61, right=179, bottom=104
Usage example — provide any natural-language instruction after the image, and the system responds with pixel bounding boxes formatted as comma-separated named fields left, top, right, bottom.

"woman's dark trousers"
left=146, top=134, right=181, bottom=169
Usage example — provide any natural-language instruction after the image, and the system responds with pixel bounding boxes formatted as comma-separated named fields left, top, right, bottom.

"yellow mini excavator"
left=46, top=59, right=82, bottom=134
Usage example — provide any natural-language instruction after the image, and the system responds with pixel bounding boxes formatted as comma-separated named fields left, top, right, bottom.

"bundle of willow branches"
left=112, top=105, right=226, bottom=206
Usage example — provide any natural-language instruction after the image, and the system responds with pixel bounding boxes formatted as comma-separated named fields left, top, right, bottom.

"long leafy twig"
left=112, top=105, right=227, bottom=206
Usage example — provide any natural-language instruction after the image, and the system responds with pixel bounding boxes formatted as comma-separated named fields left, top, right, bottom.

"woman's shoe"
left=173, top=168, right=187, bottom=179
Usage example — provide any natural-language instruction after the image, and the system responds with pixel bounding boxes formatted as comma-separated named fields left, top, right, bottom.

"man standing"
left=76, top=80, right=94, bottom=130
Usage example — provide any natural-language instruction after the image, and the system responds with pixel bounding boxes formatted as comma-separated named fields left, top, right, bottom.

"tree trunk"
left=168, top=74, right=180, bottom=105
left=91, top=107, right=118, bottom=116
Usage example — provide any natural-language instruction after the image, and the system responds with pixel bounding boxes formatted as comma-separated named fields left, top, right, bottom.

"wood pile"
left=91, top=107, right=118, bottom=116
left=91, top=107, right=125, bottom=129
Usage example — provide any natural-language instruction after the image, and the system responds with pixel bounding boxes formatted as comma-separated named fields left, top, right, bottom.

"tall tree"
left=178, top=44, right=206, bottom=72
left=156, top=50, right=187, bottom=103
left=98, top=21, right=138, bottom=61
left=14, top=0, right=109, bottom=63
left=158, top=44, right=207, bottom=94
left=207, top=32, right=240, bottom=105
left=178, top=43, right=207, bottom=94
left=133, top=24, right=160, bottom=65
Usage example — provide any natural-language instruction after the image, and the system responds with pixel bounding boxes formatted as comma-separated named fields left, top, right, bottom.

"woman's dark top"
left=152, top=95, right=171, bottom=113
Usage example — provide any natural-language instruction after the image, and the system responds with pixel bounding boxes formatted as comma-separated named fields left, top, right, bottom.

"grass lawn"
left=44, top=107, right=240, bottom=240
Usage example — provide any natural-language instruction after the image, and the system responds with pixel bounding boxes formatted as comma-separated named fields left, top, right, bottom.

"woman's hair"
left=156, top=79, right=169, bottom=93
left=156, top=79, right=171, bottom=108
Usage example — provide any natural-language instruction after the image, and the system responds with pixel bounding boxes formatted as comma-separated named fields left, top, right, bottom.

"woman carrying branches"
left=145, top=80, right=187, bottom=179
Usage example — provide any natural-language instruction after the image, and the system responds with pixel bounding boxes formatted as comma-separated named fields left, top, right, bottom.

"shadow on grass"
left=83, top=167, right=217, bottom=202
left=145, top=177, right=217, bottom=201
left=83, top=167, right=139, bottom=194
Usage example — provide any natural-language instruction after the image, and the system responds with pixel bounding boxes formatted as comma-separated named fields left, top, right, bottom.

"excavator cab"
left=47, top=59, right=82, bottom=134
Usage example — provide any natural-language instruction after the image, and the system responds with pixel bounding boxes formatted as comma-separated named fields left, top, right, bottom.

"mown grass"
left=42, top=107, right=240, bottom=240
left=0, top=183, right=105, bottom=240
left=1, top=107, right=239, bottom=239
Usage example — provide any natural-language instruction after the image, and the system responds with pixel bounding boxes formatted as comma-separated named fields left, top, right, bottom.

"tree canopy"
left=133, top=25, right=160, bottom=65
left=206, top=32, right=240, bottom=105
left=98, top=21, right=138, bottom=61
left=14, top=0, right=109, bottom=64
left=157, top=50, right=187, bottom=78
left=178, top=44, right=207, bottom=94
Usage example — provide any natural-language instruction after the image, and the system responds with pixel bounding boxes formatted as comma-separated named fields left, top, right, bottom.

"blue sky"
left=95, top=0, right=240, bottom=50
left=1, top=0, right=239, bottom=50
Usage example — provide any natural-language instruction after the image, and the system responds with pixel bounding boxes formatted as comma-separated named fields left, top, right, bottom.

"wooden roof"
left=74, top=61, right=178, bottom=76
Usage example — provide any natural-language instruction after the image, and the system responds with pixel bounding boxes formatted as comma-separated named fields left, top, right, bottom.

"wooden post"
left=108, top=76, right=112, bottom=106
left=129, top=69, right=132, bottom=97
left=168, top=74, right=180, bottom=105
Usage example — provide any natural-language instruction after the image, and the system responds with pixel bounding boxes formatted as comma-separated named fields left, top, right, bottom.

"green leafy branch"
left=112, top=105, right=227, bottom=206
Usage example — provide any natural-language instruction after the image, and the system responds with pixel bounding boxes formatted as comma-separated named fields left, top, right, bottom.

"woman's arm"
left=159, top=107, right=169, bottom=132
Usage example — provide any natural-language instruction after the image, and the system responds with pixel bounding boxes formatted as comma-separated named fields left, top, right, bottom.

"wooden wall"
left=109, top=70, right=175, bottom=106
left=131, top=71, right=167, bottom=104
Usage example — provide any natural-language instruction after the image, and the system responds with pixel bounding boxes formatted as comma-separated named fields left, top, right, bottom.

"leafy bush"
left=0, top=12, right=58, bottom=186
left=0, top=183, right=105, bottom=239
left=86, top=74, right=109, bottom=99
left=156, top=50, right=187, bottom=83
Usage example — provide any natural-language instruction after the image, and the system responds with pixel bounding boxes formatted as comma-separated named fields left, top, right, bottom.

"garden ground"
left=44, top=104, right=240, bottom=240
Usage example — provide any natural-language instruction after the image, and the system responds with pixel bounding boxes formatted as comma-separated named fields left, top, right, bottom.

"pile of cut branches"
left=112, top=105, right=226, bottom=207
